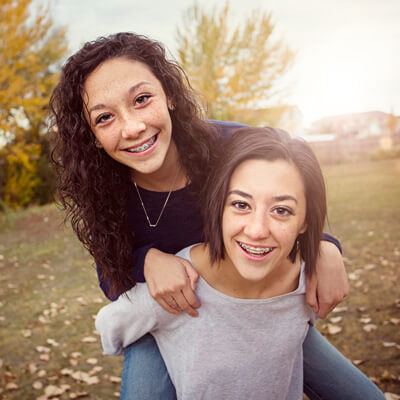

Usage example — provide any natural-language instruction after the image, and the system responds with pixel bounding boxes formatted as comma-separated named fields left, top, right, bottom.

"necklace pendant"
left=149, top=223, right=157, bottom=228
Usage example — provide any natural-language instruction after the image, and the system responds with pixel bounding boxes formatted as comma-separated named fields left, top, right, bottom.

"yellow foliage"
left=0, top=0, right=68, bottom=140
left=0, top=0, right=67, bottom=208
left=176, top=2, right=294, bottom=126
left=2, top=142, right=41, bottom=208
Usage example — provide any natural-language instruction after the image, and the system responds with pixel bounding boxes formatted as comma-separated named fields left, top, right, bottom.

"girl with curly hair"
left=50, top=32, right=379, bottom=399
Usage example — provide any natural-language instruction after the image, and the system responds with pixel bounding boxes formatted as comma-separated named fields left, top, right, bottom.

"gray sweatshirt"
left=95, top=245, right=314, bottom=400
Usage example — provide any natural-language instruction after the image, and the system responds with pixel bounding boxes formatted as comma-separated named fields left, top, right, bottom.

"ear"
left=299, top=222, right=307, bottom=234
left=94, top=138, right=103, bottom=149
left=167, top=98, right=175, bottom=111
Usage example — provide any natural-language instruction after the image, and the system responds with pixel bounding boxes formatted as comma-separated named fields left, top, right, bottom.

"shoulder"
left=205, top=119, right=248, bottom=139
left=205, top=120, right=289, bottom=141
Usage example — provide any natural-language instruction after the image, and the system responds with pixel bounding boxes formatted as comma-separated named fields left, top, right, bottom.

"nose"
left=121, top=117, right=146, bottom=139
left=243, top=213, right=270, bottom=240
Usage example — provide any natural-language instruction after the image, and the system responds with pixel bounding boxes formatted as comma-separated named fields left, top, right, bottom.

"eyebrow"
left=88, top=81, right=151, bottom=116
left=227, top=190, right=297, bottom=204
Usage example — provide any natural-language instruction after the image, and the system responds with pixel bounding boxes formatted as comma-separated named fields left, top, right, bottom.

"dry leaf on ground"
left=363, top=324, right=378, bottom=332
left=326, top=324, right=342, bottom=335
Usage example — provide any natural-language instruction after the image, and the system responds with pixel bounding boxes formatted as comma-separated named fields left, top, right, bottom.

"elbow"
left=95, top=306, right=123, bottom=356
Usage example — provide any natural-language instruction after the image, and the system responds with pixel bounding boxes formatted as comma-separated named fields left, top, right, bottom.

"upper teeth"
left=127, top=136, right=156, bottom=153
left=239, top=242, right=273, bottom=255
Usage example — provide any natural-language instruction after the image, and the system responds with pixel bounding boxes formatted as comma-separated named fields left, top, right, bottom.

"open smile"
left=237, top=241, right=275, bottom=258
left=125, top=134, right=158, bottom=153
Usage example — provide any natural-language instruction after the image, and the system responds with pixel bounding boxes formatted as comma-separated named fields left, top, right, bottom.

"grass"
left=0, top=158, right=399, bottom=399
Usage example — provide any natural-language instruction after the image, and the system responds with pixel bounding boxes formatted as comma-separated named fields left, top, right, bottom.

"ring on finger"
left=168, top=297, right=178, bottom=308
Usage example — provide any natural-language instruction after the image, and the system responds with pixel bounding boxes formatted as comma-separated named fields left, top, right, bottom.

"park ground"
left=0, top=158, right=399, bottom=399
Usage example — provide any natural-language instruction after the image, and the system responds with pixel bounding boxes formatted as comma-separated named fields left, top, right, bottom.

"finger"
left=157, top=297, right=180, bottom=315
left=306, top=274, right=319, bottom=314
left=184, top=261, right=199, bottom=291
left=166, top=296, right=180, bottom=311
left=173, top=291, right=198, bottom=317
left=182, top=284, right=201, bottom=309
left=316, top=302, right=331, bottom=319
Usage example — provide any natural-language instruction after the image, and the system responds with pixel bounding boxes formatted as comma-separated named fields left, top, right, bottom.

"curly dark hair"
left=50, top=32, right=217, bottom=299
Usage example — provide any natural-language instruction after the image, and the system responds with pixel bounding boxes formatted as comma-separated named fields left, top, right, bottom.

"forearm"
left=322, top=232, right=342, bottom=254
left=95, top=285, right=156, bottom=355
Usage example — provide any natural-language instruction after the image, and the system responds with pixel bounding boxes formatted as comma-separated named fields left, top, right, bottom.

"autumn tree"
left=176, top=2, right=294, bottom=126
left=0, top=0, right=68, bottom=208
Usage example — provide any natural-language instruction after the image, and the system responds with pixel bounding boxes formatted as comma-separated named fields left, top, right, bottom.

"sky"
left=50, top=0, right=400, bottom=127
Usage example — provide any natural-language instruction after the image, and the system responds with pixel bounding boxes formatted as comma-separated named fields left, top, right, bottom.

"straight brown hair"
left=202, top=127, right=327, bottom=276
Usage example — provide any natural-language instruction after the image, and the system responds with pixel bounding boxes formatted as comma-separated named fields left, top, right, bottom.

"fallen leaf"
left=70, top=352, right=82, bottom=359
left=44, top=384, right=64, bottom=397
left=382, top=342, right=397, bottom=348
left=40, top=354, right=51, bottom=362
left=364, top=264, right=376, bottom=270
left=329, top=316, right=343, bottom=324
left=47, top=339, right=59, bottom=347
left=60, top=368, right=73, bottom=376
left=5, top=382, right=18, bottom=391
left=381, top=370, right=392, bottom=381
left=71, top=371, right=89, bottom=381
left=326, top=324, right=342, bottom=335
left=363, top=324, right=377, bottom=332
left=110, top=376, right=121, bottom=383
left=86, top=358, right=98, bottom=365
left=85, top=376, right=100, bottom=385
left=385, top=393, right=400, bottom=400
left=81, top=337, right=97, bottom=343
left=37, top=370, right=47, bottom=377
left=89, top=366, right=103, bottom=376
left=332, top=306, right=348, bottom=313
left=29, top=364, right=38, bottom=375
left=348, top=273, right=359, bottom=281
left=359, top=317, right=372, bottom=324
left=69, top=392, right=89, bottom=399
left=390, top=318, right=400, bottom=325
left=69, top=359, right=79, bottom=367
left=33, top=381, right=43, bottom=390
left=352, top=360, right=366, bottom=366
left=22, top=329, right=32, bottom=337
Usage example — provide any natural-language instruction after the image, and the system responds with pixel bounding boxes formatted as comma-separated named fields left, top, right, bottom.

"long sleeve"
left=95, top=284, right=158, bottom=355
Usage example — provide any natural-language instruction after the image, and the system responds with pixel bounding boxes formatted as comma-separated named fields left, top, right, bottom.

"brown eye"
left=273, top=207, right=292, bottom=217
left=232, top=201, right=249, bottom=210
left=95, top=113, right=112, bottom=125
left=135, top=94, right=151, bottom=105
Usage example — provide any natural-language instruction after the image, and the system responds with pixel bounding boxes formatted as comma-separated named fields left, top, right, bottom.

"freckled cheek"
left=96, top=129, right=121, bottom=151
left=222, top=211, right=243, bottom=243
left=145, top=106, right=172, bottom=128
left=275, top=224, right=299, bottom=248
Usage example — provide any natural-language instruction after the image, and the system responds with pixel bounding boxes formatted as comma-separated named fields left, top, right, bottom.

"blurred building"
left=303, top=111, right=400, bottom=162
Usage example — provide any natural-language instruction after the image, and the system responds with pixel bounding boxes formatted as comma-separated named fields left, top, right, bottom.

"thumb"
left=184, top=262, right=199, bottom=291
left=306, top=274, right=319, bottom=314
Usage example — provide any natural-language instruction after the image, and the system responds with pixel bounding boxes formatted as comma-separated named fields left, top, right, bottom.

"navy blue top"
left=99, top=121, right=341, bottom=300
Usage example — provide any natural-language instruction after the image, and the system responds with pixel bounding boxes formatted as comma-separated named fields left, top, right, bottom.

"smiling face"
left=82, top=57, right=174, bottom=179
left=221, top=158, right=307, bottom=284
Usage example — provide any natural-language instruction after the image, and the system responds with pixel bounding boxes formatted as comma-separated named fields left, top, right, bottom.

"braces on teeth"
left=239, top=242, right=272, bottom=255
left=127, top=136, right=156, bottom=153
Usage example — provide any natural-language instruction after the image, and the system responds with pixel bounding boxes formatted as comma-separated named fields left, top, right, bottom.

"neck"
left=192, top=244, right=301, bottom=299
left=132, top=141, right=187, bottom=192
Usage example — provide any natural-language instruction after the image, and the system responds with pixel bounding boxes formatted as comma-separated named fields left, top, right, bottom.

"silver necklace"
left=133, top=168, right=180, bottom=228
